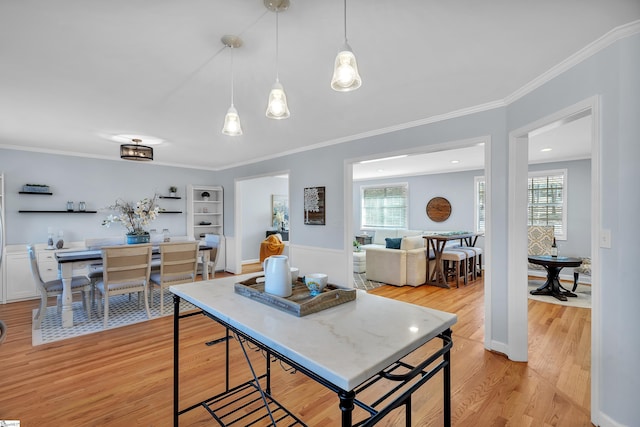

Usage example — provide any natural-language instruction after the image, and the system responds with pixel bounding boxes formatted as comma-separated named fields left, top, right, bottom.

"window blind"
left=361, top=184, right=408, bottom=228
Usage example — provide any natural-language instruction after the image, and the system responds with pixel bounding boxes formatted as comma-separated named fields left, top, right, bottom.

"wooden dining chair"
left=95, top=244, right=153, bottom=328
left=149, top=241, right=199, bottom=315
left=27, top=244, right=92, bottom=329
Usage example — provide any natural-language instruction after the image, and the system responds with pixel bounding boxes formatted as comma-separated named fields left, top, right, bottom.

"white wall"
left=506, top=32, right=640, bottom=426
left=0, top=149, right=215, bottom=244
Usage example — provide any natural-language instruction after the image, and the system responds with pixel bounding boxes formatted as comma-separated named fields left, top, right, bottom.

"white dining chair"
left=27, top=244, right=92, bottom=329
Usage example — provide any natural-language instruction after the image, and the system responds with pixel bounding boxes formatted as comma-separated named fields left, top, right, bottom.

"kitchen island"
left=171, top=273, right=457, bottom=426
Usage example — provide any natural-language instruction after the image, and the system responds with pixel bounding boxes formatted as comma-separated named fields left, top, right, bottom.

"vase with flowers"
left=102, top=195, right=160, bottom=244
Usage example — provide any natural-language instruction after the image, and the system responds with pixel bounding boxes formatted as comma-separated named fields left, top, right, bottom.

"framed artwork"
left=271, top=194, right=289, bottom=230
left=304, top=186, right=325, bottom=225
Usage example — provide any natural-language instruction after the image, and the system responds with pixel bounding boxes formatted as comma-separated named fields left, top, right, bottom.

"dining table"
left=423, top=232, right=483, bottom=288
left=55, top=243, right=213, bottom=328
left=170, top=273, right=457, bottom=426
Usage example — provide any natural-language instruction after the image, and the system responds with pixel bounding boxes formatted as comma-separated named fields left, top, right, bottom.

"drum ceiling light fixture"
left=120, top=138, right=153, bottom=161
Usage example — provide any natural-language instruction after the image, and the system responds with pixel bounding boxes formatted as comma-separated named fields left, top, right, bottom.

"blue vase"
left=126, top=233, right=150, bottom=244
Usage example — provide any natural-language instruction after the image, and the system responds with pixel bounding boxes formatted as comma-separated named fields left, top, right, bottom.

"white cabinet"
left=37, top=250, right=59, bottom=282
left=187, top=185, right=225, bottom=270
left=5, top=251, right=38, bottom=302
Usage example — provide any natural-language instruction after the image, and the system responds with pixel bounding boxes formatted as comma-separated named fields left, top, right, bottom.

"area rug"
left=353, top=272, right=385, bottom=291
left=32, top=292, right=196, bottom=346
left=527, top=281, right=591, bottom=309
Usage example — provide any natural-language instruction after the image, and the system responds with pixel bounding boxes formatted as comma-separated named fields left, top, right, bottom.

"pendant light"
left=221, top=35, right=243, bottom=136
left=265, top=0, right=290, bottom=119
left=331, top=0, right=362, bottom=92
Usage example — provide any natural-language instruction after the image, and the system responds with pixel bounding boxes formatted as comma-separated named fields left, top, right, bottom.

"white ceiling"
left=353, top=113, right=593, bottom=180
left=0, top=1, right=638, bottom=170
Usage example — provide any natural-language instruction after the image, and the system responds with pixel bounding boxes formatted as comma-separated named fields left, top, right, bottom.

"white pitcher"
left=263, top=255, right=292, bottom=297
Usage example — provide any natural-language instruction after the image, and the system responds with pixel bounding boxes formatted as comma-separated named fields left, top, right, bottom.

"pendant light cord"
left=275, top=11, right=280, bottom=82
left=343, top=0, right=348, bottom=43
left=230, top=47, right=235, bottom=106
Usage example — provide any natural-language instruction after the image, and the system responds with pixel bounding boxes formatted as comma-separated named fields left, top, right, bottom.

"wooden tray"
left=234, top=276, right=356, bottom=317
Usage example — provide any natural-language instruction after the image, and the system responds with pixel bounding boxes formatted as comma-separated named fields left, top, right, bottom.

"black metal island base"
left=171, top=273, right=457, bottom=426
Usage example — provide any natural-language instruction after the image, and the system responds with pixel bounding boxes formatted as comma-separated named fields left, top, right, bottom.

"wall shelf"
left=18, top=210, right=97, bottom=214
left=159, top=196, right=182, bottom=199
left=19, top=191, right=53, bottom=195
left=160, top=210, right=182, bottom=214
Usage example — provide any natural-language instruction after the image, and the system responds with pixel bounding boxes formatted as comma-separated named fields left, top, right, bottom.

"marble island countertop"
left=171, top=273, right=457, bottom=391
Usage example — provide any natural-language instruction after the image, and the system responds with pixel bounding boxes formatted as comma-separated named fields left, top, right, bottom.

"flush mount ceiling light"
left=265, top=0, right=290, bottom=120
left=331, top=0, right=362, bottom=92
left=120, top=138, right=153, bottom=161
left=221, top=35, right=244, bottom=136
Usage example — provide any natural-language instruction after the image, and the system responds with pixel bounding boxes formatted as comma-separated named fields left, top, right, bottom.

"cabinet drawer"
left=38, top=251, right=57, bottom=263
left=39, top=261, right=60, bottom=282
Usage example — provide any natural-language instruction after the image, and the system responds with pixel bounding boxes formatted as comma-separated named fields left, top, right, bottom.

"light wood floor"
left=0, top=267, right=592, bottom=426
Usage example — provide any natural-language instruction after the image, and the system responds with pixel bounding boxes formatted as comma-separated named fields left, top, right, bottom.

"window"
left=475, top=169, right=567, bottom=239
left=361, top=183, right=408, bottom=229
left=474, top=176, right=485, bottom=233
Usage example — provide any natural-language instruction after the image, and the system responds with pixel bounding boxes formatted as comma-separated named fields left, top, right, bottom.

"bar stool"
left=441, top=249, right=467, bottom=287
left=450, top=247, right=477, bottom=282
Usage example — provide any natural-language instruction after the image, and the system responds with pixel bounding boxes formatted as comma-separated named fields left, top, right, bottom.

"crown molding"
left=504, top=20, right=640, bottom=105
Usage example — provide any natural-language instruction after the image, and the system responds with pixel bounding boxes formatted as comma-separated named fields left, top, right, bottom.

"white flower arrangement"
left=102, top=195, right=160, bottom=235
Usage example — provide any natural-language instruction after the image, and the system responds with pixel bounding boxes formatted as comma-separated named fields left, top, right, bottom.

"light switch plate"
left=600, top=229, right=612, bottom=248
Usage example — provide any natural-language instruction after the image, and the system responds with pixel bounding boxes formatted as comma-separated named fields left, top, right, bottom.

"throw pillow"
left=385, top=237, right=402, bottom=249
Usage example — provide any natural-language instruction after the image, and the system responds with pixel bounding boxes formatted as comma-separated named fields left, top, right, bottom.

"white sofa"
left=365, top=235, right=430, bottom=287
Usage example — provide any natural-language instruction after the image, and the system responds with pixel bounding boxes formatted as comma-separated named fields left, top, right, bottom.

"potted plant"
left=101, top=194, right=160, bottom=244
left=201, top=191, right=210, bottom=201
left=353, top=240, right=361, bottom=252
left=169, top=186, right=177, bottom=197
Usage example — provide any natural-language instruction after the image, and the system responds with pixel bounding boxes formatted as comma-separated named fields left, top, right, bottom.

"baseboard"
left=597, top=411, right=626, bottom=427
left=487, top=340, right=510, bottom=357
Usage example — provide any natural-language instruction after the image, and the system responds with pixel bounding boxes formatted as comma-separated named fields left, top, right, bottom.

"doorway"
left=234, top=172, right=289, bottom=274
left=346, top=136, right=492, bottom=343
left=507, top=96, right=600, bottom=418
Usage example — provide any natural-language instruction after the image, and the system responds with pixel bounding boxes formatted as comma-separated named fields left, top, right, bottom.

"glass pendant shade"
left=265, top=81, right=290, bottom=119
left=222, top=105, right=243, bottom=136
left=331, top=44, right=361, bottom=92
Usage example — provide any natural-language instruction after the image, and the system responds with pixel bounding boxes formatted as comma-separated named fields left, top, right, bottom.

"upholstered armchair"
left=528, top=226, right=554, bottom=274
left=365, top=236, right=429, bottom=287
left=260, top=233, right=285, bottom=262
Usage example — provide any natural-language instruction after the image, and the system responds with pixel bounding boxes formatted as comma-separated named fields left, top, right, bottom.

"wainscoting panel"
left=288, top=244, right=349, bottom=288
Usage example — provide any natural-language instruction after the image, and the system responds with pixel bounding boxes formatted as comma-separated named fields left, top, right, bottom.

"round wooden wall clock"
left=426, top=197, right=451, bottom=222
